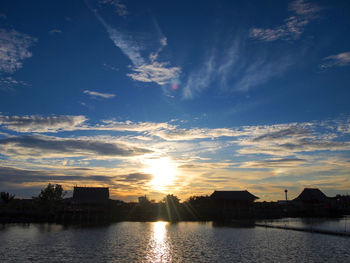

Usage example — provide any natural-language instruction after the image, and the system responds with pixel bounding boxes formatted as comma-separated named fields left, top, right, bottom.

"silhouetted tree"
left=163, top=194, right=181, bottom=221
left=163, top=194, right=180, bottom=205
left=187, top=195, right=211, bottom=206
left=0, top=192, right=15, bottom=204
left=37, top=183, right=65, bottom=202
left=34, top=184, right=66, bottom=212
left=184, top=195, right=213, bottom=220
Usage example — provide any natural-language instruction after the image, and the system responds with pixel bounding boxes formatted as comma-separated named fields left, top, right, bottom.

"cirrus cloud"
left=0, top=115, right=87, bottom=133
left=319, top=52, right=350, bottom=69
left=0, top=135, right=152, bottom=158
left=249, top=0, right=321, bottom=42
left=0, top=28, right=37, bottom=73
left=83, top=90, right=116, bottom=99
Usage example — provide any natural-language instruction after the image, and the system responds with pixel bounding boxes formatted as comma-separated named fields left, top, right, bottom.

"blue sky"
left=0, top=0, right=350, bottom=201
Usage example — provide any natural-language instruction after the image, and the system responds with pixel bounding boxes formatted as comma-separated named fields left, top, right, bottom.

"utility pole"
left=285, top=189, right=288, bottom=201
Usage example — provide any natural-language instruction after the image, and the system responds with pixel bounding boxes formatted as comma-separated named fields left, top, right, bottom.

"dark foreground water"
left=1, top=220, right=349, bottom=262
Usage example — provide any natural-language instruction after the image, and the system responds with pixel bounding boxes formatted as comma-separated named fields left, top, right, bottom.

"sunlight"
left=144, top=157, right=177, bottom=190
left=153, top=221, right=168, bottom=243
left=146, top=221, right=171, bottom=262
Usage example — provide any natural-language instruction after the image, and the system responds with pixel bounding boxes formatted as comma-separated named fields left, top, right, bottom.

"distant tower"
left=284, top=189, right=288, bottom=201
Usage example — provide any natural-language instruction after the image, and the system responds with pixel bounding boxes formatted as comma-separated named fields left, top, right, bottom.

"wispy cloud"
left=90, top=5, right=180, bottom=86
left=127, top=61, right=181, bottom=85
left=237, top=121, right=350, bottom=156
left=0, top=135, right=152, bottom=158
left=99, top=0, right=128, bottom=17
left=234, top=56, right=292, bottom=92
left=0, top=76, right=28, bottom=91
left=288, top=0, right=321, bottom=16
left=97, top=119, right=175, bottom=132
left=0, top=28, right=37, bottom=73
left=0, top=115, right=87, bottom=133
left=124, top=172, right=153, bottom=182
left=249, top=0, right=321, bottom=42
left=319, top=52, right=350, bottom=69
left=0, top=114, right=175, bottom=133
left=49, top=29, right=62, bottom=35
left=0, top=166, right=113, bottom=184
left=242, top=158, right=307, bottom=168
left=183, top=52, right=215, bottom=99
left=252, top=126, right=311, bottom=142
left=153, top=127, right=238, bottom=141
left=83, top=89, right=116, bottom=99
left=183, top=39, right=293, bottom=98
left=103, top=63, right=119, bottom=71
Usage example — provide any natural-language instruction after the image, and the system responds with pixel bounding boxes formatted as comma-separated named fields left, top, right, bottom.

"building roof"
left=293, top=188, right=328, bottom=203
left=73, top=187, right=109, bottom=204
left=210, top=190, right=259, bottom=201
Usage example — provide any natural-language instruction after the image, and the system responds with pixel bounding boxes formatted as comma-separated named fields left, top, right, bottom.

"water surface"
left=1, top=221, right=349, bottom=262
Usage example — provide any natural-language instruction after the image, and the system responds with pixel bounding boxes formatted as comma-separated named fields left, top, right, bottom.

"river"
left=1, top=219, right=349, bottom=262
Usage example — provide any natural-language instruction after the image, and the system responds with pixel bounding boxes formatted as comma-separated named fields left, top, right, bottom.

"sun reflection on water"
left=146, top=221, right=171, bottom=262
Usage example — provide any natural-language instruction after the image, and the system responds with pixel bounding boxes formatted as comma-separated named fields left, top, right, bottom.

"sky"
left=0, top=0, right=350, bottom=202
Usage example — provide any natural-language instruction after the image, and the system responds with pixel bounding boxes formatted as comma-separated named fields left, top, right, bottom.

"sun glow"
left=144, top=157, right=177, bottom=190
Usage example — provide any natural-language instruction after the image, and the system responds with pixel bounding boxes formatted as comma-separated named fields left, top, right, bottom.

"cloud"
left=0, top=135, right=152, bottom=157
left=242, top=158, right=307, bottom=168
left=99, top=0, right=128, bottom=17
left=319, top=52, right=350, bottom=69
left=234, top=55, right=292, bottom=92
left=96, top=119, right=175, bottom=133
left=103, top=63, right=119, bottom=71
left=124, top=173, right=153, bottom=182
left=153, top=127, right=238, bottom=141
left=0, top=115, right=87, bottom=133
left=0, top=76, right=28, bottom=91
left=183, top=53, right=215, bottom=99
left=249, top=0, right=321, bottom=42
left=237, top=121, right=350, bottom=156
left=252, top=126, right=310, bottom=142
left=183, top=39, right=292, bottom=98
left=288, top=0, right=321, bottom=16
left=0, top=114, right=176, bottom=134
left=127, top=61, right=181, bottom=85
left=97, top=17, right=144, bottom=66
left=0, top=28, right=37, bottom=73
left=83, top=90, right=116, bottom=99
left=279, top=138, right=349, bottom=152
left=0, top=166, right=113, bottom=184
left=91, top=5, right=180, bottom=86
left=160, top=37, right=167, bottom=47
left=49, top=29, right=62, bottom=35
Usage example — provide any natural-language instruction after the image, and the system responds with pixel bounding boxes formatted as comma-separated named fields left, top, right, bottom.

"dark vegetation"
left=1, top=184, right=350, bottom=225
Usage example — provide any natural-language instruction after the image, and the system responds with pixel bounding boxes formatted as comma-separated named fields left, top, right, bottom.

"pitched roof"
left=73, top=187, right=109, bottom=204
left=210, top=190, right=259, bottom=201
left=293, top=188, right=328, bottom=202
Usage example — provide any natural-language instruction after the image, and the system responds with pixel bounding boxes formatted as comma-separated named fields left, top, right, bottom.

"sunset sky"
left=1, top=0, right=350, bottom=201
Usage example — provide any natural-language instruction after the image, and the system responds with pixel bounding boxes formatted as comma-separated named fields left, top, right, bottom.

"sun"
left=143, top=157, right=177, bottom=190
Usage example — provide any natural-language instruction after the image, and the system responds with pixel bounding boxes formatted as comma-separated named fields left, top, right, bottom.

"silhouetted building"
left=293, top=188, right=329, bottom=204
left=210, top=190, right=259, bottom=207
left=139, top=196, right=150, bottom=205
left=72, top=187, right=109, bottom=205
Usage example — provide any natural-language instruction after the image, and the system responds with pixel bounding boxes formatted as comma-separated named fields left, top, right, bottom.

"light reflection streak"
left=146, top=221, right=171, bottom=262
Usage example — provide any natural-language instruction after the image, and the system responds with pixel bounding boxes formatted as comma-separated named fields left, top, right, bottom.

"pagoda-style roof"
left=293, top=188, right=328, bottom=203
left=73, top=187, right=109, bottom=204
left=210, top=190, right=259, bottom=201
